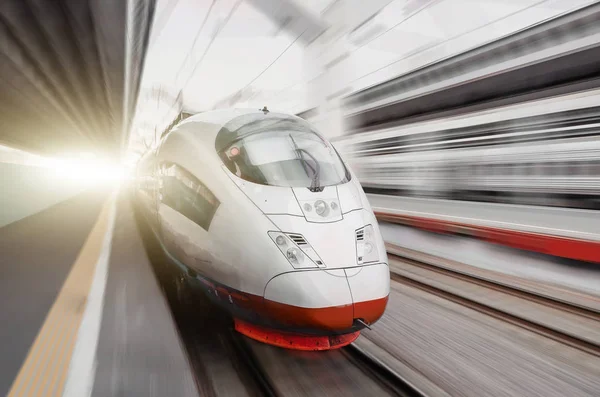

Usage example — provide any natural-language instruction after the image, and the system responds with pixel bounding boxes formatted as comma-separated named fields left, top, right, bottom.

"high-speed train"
left=135, top=108, right=390, bottom=350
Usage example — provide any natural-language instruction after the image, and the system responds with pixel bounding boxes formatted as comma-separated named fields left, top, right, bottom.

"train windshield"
left=216, top=114, right=350, bottom=189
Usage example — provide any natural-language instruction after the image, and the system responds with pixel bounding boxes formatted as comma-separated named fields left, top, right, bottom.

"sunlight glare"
left=42, top=155, right=129, bottom=187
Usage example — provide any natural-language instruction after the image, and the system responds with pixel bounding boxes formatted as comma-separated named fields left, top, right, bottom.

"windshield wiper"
left=289, top=134, right=321, bottom=192
left=302, top=149, right=321, bottom=192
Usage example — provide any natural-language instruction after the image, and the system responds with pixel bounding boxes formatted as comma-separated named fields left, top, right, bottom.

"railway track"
left=341, top=343, right=428, bottom=397
left=228, top=330, right=427, bottom=397
left=227, top=330, right=279, bottom=397
left=387, top=248, right=600, bottom=358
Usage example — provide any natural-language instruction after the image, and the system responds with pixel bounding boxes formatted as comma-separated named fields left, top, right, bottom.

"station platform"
left=1, top=189, right=199, bottom=397
left=369, top=194, right=600, bottom=263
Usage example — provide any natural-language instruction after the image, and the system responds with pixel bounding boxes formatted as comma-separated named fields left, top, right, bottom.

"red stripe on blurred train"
left=135, top=108, right=390, bottom=350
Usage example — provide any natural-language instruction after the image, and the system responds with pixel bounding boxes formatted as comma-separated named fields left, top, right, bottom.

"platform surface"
left=1, top=189, right=199, bottom=396
left=0, top=189, right=107, bottom=395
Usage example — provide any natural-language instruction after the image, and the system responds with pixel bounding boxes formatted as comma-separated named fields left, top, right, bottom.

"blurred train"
left=335, top=88, right=600, bottom=209
left=134, top=108, right=390, bottom=350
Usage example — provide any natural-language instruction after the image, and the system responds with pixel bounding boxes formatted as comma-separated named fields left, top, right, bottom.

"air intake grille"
left=356, top=229, right=364, bottom=241
left=287, top=233, right=307, bottom=245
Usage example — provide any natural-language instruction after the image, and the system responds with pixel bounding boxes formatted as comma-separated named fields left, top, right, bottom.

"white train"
left=135, top=108, right=390, bottom=350
left=335, top=89, right=600, bottom=208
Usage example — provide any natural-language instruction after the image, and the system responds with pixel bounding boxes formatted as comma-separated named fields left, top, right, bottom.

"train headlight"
left=286, top=247, right=304, bottom=264
left=275, top=235, right=286, bottom=246
left=314, top=200, right=329, bottom=217
left=356, top=225, right=379, bottom=265
left=268, top=231, right=318, bottom=269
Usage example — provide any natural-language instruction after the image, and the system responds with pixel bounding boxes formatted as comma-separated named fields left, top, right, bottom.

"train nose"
left=345, top=264, right=390, bottom=326
left=263, top=264, right=390, bottom=332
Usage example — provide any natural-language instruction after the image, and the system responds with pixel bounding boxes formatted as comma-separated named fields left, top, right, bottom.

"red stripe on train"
left=376, top=212, right=600, bottom=263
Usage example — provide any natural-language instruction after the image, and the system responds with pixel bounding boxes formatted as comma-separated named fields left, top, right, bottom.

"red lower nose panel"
left=263, top=299, right=354, bottom=330
left=261, top=296, right=389, bottom=331
left=233, top=296, right=389, bottom=350
left=234, top=319, right=360, bottom=351
left=354, top=295, right=389, bottom=325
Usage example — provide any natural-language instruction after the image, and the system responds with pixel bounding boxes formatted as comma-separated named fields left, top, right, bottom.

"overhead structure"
left=342, top=1, right=600, bottom=131
left=0, top=0, right=156, bottom=159
left=127, top=85, right=184, bottom=158
left=212, top=0, right=329, bottom=110
left=247, top=0, right=328, bottom=46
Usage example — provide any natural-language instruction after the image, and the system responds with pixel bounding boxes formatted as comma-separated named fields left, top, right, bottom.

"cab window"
left=216, top=113, right=350, bottom=189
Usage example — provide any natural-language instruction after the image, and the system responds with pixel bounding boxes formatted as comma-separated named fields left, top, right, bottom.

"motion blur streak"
left=2, top=1, right=600, bottom=397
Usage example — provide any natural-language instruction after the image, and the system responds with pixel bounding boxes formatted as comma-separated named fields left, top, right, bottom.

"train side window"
left=161, top=163, right=220, bottom=231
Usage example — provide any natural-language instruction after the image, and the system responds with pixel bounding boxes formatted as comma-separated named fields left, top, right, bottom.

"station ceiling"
left=0, top=0, right=582, bottom=160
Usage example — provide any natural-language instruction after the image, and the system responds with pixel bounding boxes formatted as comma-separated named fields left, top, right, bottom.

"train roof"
left=174, top=108, right=315, bottom=153
left=181, top=107, right=299, bottom=124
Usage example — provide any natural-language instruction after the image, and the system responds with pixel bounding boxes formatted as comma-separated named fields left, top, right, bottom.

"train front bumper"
left=262, top=262, right=390, bottom=333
